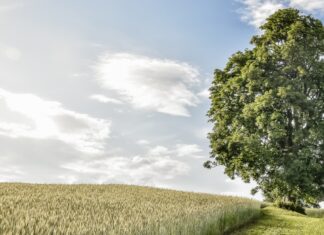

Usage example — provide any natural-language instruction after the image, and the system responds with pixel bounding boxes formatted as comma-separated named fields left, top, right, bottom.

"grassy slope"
left=306, top=208, right=324, bottom=218
left=233, top=206, right=324, bottom=235
left=0, top=183, right=260, bottom=235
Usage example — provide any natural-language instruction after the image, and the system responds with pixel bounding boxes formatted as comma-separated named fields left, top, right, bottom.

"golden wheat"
left=0, top=183, right=260, bottom=235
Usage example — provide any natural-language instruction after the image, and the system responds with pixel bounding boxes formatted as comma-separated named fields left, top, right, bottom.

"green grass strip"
left=233, top=206, right=324, bottom=235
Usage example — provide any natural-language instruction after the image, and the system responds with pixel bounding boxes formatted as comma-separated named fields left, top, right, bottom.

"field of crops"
left=0, top=183, right=260, bottom=234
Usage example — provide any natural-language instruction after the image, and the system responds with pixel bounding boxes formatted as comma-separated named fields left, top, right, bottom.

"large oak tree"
left=206, top=8, right=324, bottom=207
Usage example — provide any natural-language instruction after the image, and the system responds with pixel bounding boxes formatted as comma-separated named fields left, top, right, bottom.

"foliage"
left=207, top=8, right=324, bottom=207
left=275, top=201, right=305, bottom=214
left=0, top=183, right=260, bottom=235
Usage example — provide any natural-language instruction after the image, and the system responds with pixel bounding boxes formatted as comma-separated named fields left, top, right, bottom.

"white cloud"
left=148, top=144, right=204, bottom=159
left=62, top=154, right=190, bottom=185
left=239, top=0, right=324, bottom=28
left=0, top=2, right=24, bottom=12
left=95, top=53, right=200, bottom=117
left=320, top=202, right=324, bottom=208
left=195, top=127, right=210, bottom=140
left=61, top=143, right=203, bottom=185
left=89, top=94, right=123, bottom=104
left=197, top=88, right=210, bottom=99
left=0, top=88, right=111, bottom=154
left=137, top=139, right=150, bottom=145
left=148, top=145, right=170, bottom=156
left=0, top=165, right=24, bottom=181
left=222, top=178, right=263, bottom=200
left=0, top=44, right=22, bottom=61
left=175, top=144, right=204, bottom=158
left=290, top=0, right=324, bottom=12
left=239, top=0, right=285, bottom=28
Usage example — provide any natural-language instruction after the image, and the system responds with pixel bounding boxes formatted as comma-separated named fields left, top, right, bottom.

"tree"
left=206, top=8, right=324, bottom=208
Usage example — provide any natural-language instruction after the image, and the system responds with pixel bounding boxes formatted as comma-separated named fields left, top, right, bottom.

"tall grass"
left=306, top=208, right=324, bottom=218
left=0, top=183, right=260, bottom=234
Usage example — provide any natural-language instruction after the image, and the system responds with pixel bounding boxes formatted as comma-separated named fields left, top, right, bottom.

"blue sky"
left=0, top=0, right=323, bottom=200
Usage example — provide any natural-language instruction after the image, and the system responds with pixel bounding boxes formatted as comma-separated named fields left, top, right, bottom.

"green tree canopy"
left=206, top=8, right=324, bottom=207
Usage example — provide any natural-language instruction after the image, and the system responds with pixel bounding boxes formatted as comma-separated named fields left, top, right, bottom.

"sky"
left=0, top=0, right=323, bottom=201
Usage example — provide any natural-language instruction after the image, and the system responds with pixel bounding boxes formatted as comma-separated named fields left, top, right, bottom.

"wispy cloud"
left=61, top=148, right=190, bottom=185
left=60, top=143, right=204, bottom=185
left=89, top=94, right=123, bottom=104
left=0, top=1, right=24, bottom=12
left=290, top=0, right=324, bottom=12
left=239, top=0, right=324, bottom=28
left=0, top=165, right=24, bottom=182
left=137, top=139, right=150, bottom=145
left=148, top=144, right=204, bottom=159
left=175, top=144, right=204, bottom=158
left=0, top=88, right=111, bottom=154
left=95, top=53, right=200, bottom=117
left=0, top=44, right=22, bottom=61
left=197, top=88, right=210, bottom=99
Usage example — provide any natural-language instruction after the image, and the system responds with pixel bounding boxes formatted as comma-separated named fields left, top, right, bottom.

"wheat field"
left=0, top=183, right=260, bottom=235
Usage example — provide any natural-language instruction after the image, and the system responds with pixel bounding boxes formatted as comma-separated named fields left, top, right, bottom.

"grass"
left=306, top=208, right=324, bottom=218
left=0, top=183, right=260, bottom=235
left=233, top=206, right=324, bottom=235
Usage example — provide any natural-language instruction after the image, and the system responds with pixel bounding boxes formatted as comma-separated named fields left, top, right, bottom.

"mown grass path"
left=233, top=206, right=324, bottom=235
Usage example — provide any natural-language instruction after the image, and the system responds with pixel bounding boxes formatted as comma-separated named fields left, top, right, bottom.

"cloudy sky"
left=0, top=0, right=323, bottom=200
